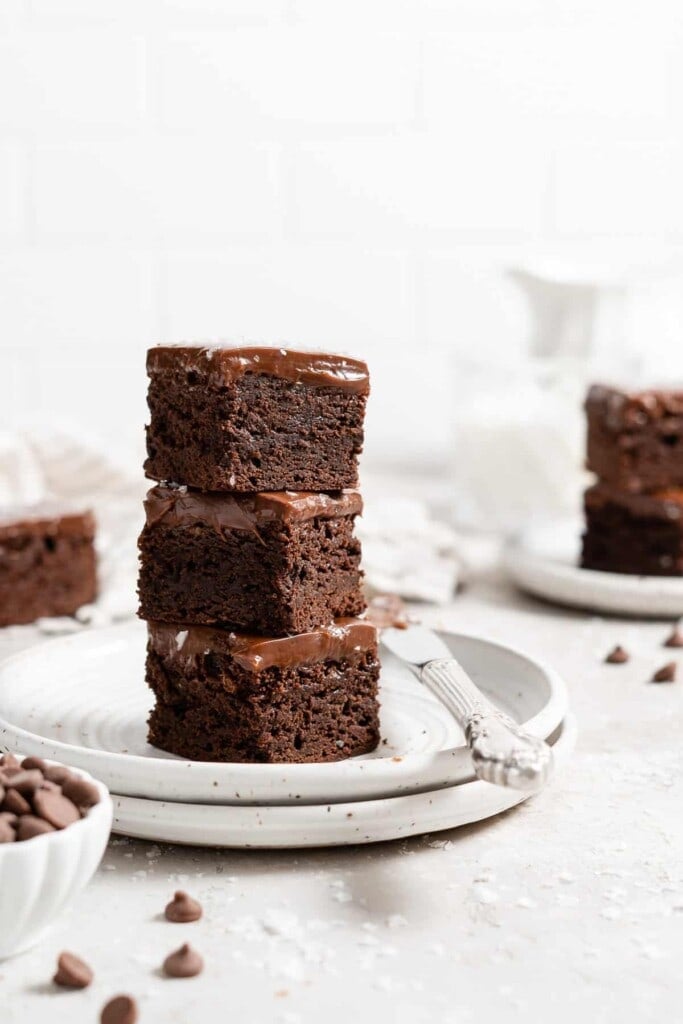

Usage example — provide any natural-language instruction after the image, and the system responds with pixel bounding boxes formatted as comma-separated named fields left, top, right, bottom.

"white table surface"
left=1, top=560, right=681, bottom=1024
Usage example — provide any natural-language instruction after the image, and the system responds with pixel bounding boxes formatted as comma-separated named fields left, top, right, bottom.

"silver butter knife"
left=382, top=626, right=554, bottom=791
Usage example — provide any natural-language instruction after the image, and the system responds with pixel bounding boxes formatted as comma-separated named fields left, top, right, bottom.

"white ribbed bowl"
left=0, top=762, right=112, bottom=959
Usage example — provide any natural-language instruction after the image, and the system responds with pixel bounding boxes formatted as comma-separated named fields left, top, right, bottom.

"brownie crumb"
left=605, top=645, right=629, bottom=664
left=664, top=625, right=683, bottom=648
left=652, top=662, right=677, bottom=683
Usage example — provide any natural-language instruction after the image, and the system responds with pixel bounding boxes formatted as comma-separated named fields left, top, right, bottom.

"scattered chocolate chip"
left=664, top=626, right=683, bottom=648
left=21, top=756, right=48, bottom=771
left=43, top=764, right=73, bottom=785
left=101, top=995, right=138, bottom=1024
left=2, top=788, right=32, bottom=816
left=6, top=769, right=44, bottom=794
left=164, top=890, right=203, bottom=923
left=605, top=645, right=629, bottom=664
left=16, top=815, right=56, bottom=841
left=54, top=951, right=93, bottom=989
left=162, top=943, right=204, bottom=978
left=61, top=775, right=100, bottom=811
left=0, top=817, right=16, bottom=843
left=652, top=662, right=677, bottom=683
left=32, top=789, right=80, bottom=830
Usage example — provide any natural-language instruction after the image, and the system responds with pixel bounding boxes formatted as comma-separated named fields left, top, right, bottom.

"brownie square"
left=586, top=384, right=683, bottom=492
left=144, top=345, right=369, bottom=492
left=581, top=483, right=683, bottom=576
left=0, top=504, right=97, bottom=626
left=138, top=485, right=366, bottom=635
left=146, top=618, right=380, bottom=763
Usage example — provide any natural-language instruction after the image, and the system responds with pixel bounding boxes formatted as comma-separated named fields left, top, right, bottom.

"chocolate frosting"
left=0, top=503, right=95, bottom=539
left=586, top=384, right=683, bottom=430
left=147, top=345, right=370, bottom=395
left=144, top=486, right=362, bottom=536
left=585, top=482, right=683, bottom=521
left=148, top=618, right=378, bottom=673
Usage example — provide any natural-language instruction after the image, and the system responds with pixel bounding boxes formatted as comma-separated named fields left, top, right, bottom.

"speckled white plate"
left=109, top=715, right=576, bottom=847
left=0, top=621, right=566, bottom=806
left=504, top=518, right=683, bottom=618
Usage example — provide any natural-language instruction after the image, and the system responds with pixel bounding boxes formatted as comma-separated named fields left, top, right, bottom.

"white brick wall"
left=2, top=0, right=683, bottom=470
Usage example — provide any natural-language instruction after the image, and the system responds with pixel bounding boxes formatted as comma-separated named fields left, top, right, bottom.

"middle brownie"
left=138, top=485, right=365, bottom=635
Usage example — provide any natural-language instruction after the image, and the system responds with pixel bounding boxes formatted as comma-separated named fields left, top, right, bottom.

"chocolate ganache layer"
left=147, top=618, right=378, bottom=674
left=144, top=486, right=363, bottom=535
left=147, top=345, right=370, bottom=395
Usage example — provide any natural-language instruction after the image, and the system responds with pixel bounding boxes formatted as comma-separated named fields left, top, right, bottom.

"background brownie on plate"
left=586, top=384, right=683, bottom=493
left=581, top=482, right=683, bottom=576
left=138, top=485, right=366, bottom=635
left=145, top=618, right=380, bottom=763
left=0, top=503, right=97, bottom=626
left=144, top=345, right=369, bottom=492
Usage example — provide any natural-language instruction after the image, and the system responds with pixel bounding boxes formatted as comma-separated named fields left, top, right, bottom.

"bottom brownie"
left=581, top=483, right=683, bottom=575
left=146, top=618, right=380, bottom=764
left=0, top=504, right=97, bottom=627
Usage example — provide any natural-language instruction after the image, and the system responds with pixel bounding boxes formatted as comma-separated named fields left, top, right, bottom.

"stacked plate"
left=0, top=622, right=573, bottom=848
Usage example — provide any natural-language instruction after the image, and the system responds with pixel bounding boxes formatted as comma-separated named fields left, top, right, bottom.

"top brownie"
left=586, top=384, right=683, bottom=492
left=144, top=345, right=369, bottom=492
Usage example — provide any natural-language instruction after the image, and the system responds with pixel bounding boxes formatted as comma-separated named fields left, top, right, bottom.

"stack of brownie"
left=581, top=384, right=683, bottom=575
left=138, top=345, right=381, bottom=763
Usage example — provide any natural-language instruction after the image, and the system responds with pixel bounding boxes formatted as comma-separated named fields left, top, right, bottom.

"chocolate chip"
left=32, top=789, right=80, bottom=830
left=652, top=662, right=677, bottom=683
left=54, top=951, right=93, bottom=989
left=43, top=764, right=73, bottom=785
left=605, top=645, right=629, bottom=664
left=5, top=769, right=44, bottom=794
left=0, top=817, right=16, bottom=843
left=61, top=775, right=100, bottom=811
left=16, top=815, right=56, bottom=841
left=2, top=788, right=32, bottom=816
left=164, top=891, right=202, bottom=923
left=162, top=943, right=204, bottom=978
left=664, top=626, right=683, bottom=648
left=101, top=994, right=138, bottom=1024
left=21, top=756, right=48, bottom=771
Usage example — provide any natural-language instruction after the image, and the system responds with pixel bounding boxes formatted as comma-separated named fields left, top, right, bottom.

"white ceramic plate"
left=504, top=518, right=683, bottom=618
left=0, top=621, right=567, bottom=806
left=110, top=715, right=576, bottom=848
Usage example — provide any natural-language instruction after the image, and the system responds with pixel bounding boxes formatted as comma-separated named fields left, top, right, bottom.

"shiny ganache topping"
left=148, top=617, right=378, bottom=673
left=144, top=486, right=363, bottom=534
left=147, top=344, right=370, bottom=395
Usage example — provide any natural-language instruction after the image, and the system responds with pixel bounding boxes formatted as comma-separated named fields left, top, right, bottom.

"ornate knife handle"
left=421, top=658, right=554, bottom=791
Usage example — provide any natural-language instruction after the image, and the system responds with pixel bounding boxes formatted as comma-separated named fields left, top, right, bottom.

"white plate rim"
left=109, top=714, right=577, bottom=848
left=504, top=517, right=683, bottom=618
left=0, top=622, right=567, bottom=805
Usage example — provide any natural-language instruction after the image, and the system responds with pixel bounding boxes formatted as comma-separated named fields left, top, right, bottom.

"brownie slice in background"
left=586, top=384, right=683, bottom=493
left=581, top=482, right=683, bottom=576
left=144, top=345, right=369, bottom=492
left=145, top=618, right=380, bottom=764
left=0, top=504, right=97, bottom=626
left=138, top=485, right=366, bottom=635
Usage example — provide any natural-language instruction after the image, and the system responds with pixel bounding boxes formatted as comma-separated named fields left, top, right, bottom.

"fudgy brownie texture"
left=138, top=486, right=365, bottom=635
left=581, top=483, right=683, bottom=575
left=586, top=384, right=683, bottom=493
left=144, top=345, right=369, bottom=492
left=0, top=504, right=97, bottom=627
left=146, top=619, right=380, bottom=763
